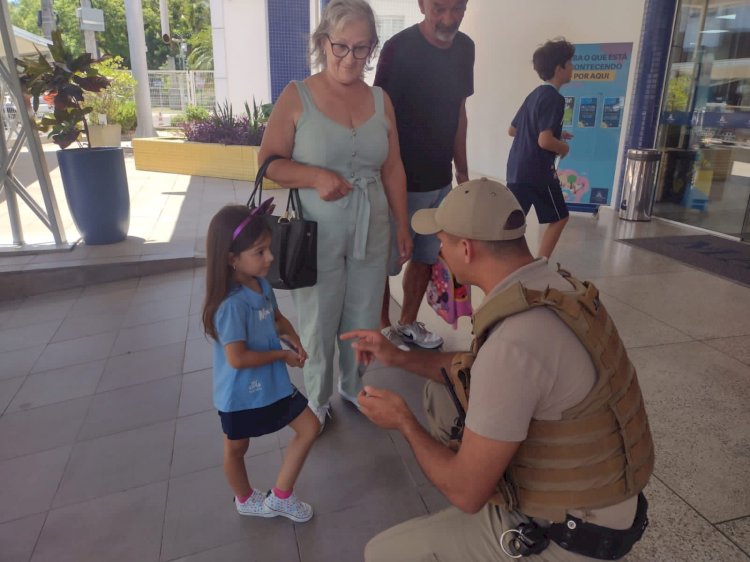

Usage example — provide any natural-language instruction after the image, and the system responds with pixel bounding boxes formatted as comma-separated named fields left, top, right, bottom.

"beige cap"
left=412, top=178, right=526, bottom=241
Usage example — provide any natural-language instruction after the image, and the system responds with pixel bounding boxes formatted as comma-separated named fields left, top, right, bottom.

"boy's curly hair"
left=533, top=39, right=576, bottom=81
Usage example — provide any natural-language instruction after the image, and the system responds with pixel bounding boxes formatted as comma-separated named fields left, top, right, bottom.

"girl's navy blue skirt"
left=219, top=388, right=308, bottom=439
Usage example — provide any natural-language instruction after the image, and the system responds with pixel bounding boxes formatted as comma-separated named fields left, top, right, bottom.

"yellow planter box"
left=132, top=138, right=280, bottom=188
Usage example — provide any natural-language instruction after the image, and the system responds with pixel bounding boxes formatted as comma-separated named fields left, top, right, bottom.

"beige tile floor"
left=0, top=154, right=749, bottom=561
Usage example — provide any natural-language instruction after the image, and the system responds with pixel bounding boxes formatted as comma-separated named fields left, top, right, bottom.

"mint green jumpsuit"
left=291, top=80, right=391, bottom=410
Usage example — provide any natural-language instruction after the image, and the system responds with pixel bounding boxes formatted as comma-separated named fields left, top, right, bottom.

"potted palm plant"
left=16, top=30, right=130, bottom=245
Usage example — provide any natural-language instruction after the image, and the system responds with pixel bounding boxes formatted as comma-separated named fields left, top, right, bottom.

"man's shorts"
left=387, top=183, right=452, bottom=276
left=508, top=177, right=569, bottom=224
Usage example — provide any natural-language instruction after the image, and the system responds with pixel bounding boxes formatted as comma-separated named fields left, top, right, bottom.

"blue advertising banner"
left=578, top=97, right=598, bottom=128
left=702, top=111, right=750, bottom=129
left=557, top=43, right=633, bottom=208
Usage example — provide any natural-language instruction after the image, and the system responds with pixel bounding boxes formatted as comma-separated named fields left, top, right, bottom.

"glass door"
left=655, top=0, right=750, bottom=240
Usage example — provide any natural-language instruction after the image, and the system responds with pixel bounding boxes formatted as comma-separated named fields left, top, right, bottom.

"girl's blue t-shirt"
left=212, top=279, right=294, bottom=412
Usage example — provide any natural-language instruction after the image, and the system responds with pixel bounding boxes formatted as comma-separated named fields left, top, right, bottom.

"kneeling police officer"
left=342, top=178, right=654, bottom=561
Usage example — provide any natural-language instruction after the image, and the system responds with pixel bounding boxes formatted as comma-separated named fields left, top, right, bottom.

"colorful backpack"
left=426, top=256, right=473, bottom=329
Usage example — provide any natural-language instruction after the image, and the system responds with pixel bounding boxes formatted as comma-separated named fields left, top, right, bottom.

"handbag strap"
left=276, top=216, right=291, bottom=286
left=248, top=155, right=305, bottom=221
left=285, top=186, right=305, bottom=220
left=247, top=154, right=285, bottom=208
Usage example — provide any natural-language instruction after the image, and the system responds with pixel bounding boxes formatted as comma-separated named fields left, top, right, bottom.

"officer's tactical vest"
left=447, top=270, right=654, bottom=523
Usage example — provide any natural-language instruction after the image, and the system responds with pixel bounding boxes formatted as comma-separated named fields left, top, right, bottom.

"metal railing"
left=147, top=70, right=215, bottom=117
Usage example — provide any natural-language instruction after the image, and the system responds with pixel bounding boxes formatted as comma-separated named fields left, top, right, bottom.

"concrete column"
left=212, top=0, right=271, bottom=111
left=618, top=0, right=678, bottom=199
left=209, top=0, right=227, bottom=106
left=124, top=0, right=154, bottom=137
left=267, top=0, right=310, bottom=101
left=624, top=0, right=678, bottom=150
left=40, top=0, right=56, bottom=39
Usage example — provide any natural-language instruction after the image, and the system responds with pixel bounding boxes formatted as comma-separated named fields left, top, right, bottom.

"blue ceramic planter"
left=56, top=147, right=130, bottom=245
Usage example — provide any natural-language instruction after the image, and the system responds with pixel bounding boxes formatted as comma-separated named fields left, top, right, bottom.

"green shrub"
left=115, top=100, right=137, bottom=132
left=80, top=56, right=137, bottom=130
left=184, top=105, right=210, bottom=123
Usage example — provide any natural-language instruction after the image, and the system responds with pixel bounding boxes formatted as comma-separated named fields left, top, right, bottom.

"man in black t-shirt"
left=507, top=39, right=575, bottom=259
left=375, top=0, right=474, bottom=351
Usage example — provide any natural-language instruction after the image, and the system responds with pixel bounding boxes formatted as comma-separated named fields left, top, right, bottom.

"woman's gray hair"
left=311, top=0, right=379, bottom=70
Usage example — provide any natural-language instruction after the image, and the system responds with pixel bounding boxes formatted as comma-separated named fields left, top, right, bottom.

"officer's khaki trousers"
left=364, top=381, right=597, bottom=562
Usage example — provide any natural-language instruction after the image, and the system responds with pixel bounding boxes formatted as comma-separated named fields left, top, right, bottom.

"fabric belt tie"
left=334, top=175, right=377, bottom=260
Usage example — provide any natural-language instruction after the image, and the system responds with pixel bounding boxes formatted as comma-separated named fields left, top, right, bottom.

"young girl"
left=202, top=205, right=320, bottom=522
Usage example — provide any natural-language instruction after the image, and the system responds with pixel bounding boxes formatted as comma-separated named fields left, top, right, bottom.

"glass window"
left=655, top=0, right=750, bottom=240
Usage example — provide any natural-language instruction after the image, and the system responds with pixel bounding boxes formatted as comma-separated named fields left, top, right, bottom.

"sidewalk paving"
left=0, top=146, right=249, bottom=297
left=0, top=155, right=749, bottom=561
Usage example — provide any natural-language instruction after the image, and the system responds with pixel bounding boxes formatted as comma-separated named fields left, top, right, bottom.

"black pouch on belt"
left=546, top=493, right=650, bottom=560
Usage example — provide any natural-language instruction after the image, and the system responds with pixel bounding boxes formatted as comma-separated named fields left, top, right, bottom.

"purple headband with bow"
left=232, top=198, right=276, bottom=241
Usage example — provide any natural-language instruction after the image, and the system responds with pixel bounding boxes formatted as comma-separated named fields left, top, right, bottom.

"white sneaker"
left=396, top=321, right=443, bottom=349
left=264, top=491, right=314, bottom=523
left=235, top=489, right=275, bottom=518
left=381, top=326, right=409, bottom=351
left=308, top=402, right=332, bottom=434
left=337, top=381, right=361, bottom=410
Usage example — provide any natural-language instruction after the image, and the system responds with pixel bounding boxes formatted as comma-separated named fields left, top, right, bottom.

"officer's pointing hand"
left=340, top=329, right=400, bottom=367
left=358, top=386, right=412, bottom=431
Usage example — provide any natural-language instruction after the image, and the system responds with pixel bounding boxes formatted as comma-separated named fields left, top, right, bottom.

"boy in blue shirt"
left=507, top=39, right=575, bottom=259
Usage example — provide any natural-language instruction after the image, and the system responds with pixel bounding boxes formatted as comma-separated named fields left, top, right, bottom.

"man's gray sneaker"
left=396, top=321, right=443, bottom=349
left=381, top=326, right=410, bottom=351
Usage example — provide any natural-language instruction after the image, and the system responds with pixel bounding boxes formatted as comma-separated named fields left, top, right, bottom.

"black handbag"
left=247, top=155, right=317, bottom=290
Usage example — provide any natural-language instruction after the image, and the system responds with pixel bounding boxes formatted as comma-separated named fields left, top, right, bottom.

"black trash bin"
left=619, top=149, right=661, bottom=222
left=655, top=148, right=697, bottom=204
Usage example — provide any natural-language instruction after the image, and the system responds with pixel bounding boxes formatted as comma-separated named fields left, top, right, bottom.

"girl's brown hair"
left=202, top=205, right=271, bottom=340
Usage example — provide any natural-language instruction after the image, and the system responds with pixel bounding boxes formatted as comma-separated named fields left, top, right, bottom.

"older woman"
left=258, top=0, right=411, bottom=430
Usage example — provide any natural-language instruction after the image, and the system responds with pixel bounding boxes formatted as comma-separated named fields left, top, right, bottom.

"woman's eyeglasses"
left=327, top=37, right=372, bottom=60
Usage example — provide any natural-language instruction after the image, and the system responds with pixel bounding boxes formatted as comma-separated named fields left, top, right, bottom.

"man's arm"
left=360, top=386, right=520, bottom=513
left=404, top=420, right=519, bottom=513
left=390, top=348, right=455, bottom=383
left=453, top=99, right=469, bottom=184
left=341, top=329, right=455, bottom=383
left=508, top=125, right=517, bottom=137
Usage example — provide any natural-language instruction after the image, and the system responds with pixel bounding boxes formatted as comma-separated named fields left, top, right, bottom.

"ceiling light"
left=716, top=14, right=736, bottom=20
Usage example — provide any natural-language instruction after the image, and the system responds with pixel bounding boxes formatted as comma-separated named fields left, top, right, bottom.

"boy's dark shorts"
left=219, top=388, right=308, bottom=440
left=508, top=178, right=570, bottom=224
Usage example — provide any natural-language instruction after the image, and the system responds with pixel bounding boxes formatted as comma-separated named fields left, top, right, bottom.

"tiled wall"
left=267, top=0, right=311, bottom=102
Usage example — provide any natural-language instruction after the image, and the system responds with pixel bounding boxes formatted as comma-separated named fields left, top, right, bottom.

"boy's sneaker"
left=381, top=326, right=410, bottom=351
left=264, top=491, right=314, bottom=523
left=337, top=381, right=361, bottom=410
left=396, top=321, right=443, bottom=349
left=235, top=489, right=275, bottom=518
left=308, top=402, right=332, bottom=434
